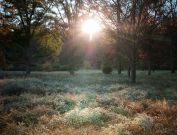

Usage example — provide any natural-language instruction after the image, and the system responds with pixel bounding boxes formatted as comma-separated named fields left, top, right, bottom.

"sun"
left=81, top=19, right=101, bottom=40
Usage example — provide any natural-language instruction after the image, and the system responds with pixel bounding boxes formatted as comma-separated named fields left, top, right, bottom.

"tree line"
left=0, top=0, right=177, bottom=83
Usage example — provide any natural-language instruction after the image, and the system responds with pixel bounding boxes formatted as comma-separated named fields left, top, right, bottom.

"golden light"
left=81, top=19, right=101, bottom=40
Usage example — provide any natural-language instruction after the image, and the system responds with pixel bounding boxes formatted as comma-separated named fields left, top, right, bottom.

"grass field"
left=0, top=70, right=177, bottom=135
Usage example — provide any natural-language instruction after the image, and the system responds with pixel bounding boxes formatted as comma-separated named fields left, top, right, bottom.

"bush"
left=59, top=65, right=69, bottom=71
left=69, top=68, right=75, bottom=75
left=102, top=65, right=113, bottom=74
left=51, top=64, right=61, bottom=71
left=58, top=65, right=77, bottom=75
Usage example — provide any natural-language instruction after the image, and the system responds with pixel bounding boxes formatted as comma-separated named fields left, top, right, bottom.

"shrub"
left=69, top=68, right=75, bottom=75
left=102, top=65, right=113, bottom=74
left=50, top=64, right=60, bottom=71
left=59, top=65, right=69, bottom=71
left=57, top=65, right=77, bottom=75
left=41, top=64, right=53, bottom=71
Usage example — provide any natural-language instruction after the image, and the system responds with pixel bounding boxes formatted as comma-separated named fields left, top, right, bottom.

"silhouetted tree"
left=2, top=0, right=56, bottom=76
left=90, top=0, right=165, bottom=83
left=54, top=0, right=84, bottom=74
left=163, top=0, right=177, bottom=73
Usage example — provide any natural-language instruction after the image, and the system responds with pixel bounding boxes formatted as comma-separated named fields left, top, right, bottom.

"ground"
left=0, top=70, right=177, bottom=135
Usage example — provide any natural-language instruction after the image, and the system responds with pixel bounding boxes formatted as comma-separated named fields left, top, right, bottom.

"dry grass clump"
left=96, top=96, right=119, bottom=107
left=146, top=100, right=177, bottom=135
left=122, top=99, right=177, bottom=135
left=0, top=71, right=177, bottom=134
left=133, top=113, right=154, bottom=132
left=22, top=93, right=76, bottom=114
left=114, top=113, right=154, bottom=135
left=110, top=87, right=148, bottom=100
left=96, top=96, right=131, bottom=117
left=64, top=107, right=110, bottom=127
left=2, top=96, right=31, bottom=111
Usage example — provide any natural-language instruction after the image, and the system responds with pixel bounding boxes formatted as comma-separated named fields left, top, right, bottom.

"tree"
left=90, top=0, right=164, bottom=83
left=2, top=0, right=56, bottom=76
left=163, top=0, right=177, bottom=73
left=4, top=26, right=62, bottom=71
left=53, top=0, right=84, bottom=74
left=0, top=2, right=15, bottom=77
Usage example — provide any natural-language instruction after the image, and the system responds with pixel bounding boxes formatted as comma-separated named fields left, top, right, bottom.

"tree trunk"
left=25, top=63, right=31, bottom=77
left=0, top=49, right=5, bottom=79
left=128, top=64, right=131, bottom=77
left=170, top=47, right=175, bottom=74
left=130, top=59, right=136, bottom=83
left=148, top=60, right=151, bottom=75
left=0, top=70, right=4, bottom=79
left=118, top=61, right=122, bottom=74
left=130, top=41, right=136, bottom=83
left=171, top=66, right=175, bottom=73
left=171, top=60, right=175, bottom=73
left=25, top=33, right=31, bottom=77
left=69, top=63, right=75, bottom=75
left=69, top=69, right=75, bottom=75
left=130, top=0, right=136, bottom=84
left=148, top=65, right=151, bottom=75
left=69, top=65, right=75, bottom=75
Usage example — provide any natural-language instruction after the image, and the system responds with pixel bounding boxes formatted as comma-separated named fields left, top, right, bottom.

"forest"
left=0, top=0, right=177, bottom=135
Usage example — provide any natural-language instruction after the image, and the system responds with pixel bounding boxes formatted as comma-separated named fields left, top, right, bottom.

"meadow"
left=0, top=70, right=177, bottom=135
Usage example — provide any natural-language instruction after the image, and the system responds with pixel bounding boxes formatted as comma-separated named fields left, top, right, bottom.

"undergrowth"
left=0, top=71, right=177, bottom=135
